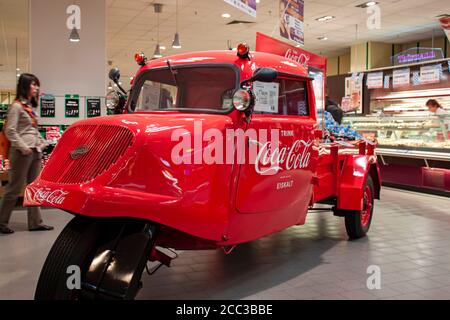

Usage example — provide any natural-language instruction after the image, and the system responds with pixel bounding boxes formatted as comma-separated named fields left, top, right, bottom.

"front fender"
left=337, top=155, right=380, bottom=211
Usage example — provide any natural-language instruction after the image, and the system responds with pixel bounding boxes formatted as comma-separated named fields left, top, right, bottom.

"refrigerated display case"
left=343, top=82, right=450, bottom=195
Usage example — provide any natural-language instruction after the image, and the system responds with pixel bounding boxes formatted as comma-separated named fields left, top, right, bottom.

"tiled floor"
left=1, top=187, right=450, bottom=300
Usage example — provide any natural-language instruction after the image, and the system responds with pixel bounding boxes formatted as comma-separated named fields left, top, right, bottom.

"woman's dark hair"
left=426, top=99, right=442, bottom=109
left=16, top=73, right=40, bottom=109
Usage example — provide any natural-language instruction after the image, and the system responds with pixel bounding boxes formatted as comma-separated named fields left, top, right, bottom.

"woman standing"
left=0, top=73, right=53, bottom=234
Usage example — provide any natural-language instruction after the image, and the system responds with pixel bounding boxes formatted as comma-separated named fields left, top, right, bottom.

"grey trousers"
left=0, top=147, right=43, bottom=229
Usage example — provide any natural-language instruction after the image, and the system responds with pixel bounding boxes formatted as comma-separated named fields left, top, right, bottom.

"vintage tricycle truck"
left=25, top=44, right=380, bottom=300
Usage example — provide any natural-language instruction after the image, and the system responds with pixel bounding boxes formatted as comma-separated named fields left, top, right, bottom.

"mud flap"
left=81, top=219, right=156, bottom=300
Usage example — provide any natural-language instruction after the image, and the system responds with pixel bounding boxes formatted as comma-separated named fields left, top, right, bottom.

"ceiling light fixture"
left=318, top=36, right=328, bottom=41
left=154, top=44, right=162, bottom=58
left=221, top=13, right=231, bottom=18
left=356, top=1, right=378, bottom=8
left=69, top=27, right=80, bottom=42
left=172, top=0, right=181, bottom=49
left=153, top=3, right=163, bottom=58
left=160, top=45, right=166, bottom=50
left=316, top=15, right=335, bottom=22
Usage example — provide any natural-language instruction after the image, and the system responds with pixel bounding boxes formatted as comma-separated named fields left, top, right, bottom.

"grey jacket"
left=5, top=100, right=45, bottom=152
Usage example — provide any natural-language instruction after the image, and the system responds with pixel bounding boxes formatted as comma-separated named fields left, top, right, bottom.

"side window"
left=254, top=78, right=309, bottom=116
left=278, top=79, right=309, bottom=116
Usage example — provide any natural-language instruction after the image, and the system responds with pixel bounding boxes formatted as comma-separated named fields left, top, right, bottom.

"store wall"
left=368, top=42, right=392, bottom=69
left=350, top=43, right=368, bottom=72
left=326, top=53, right=351, bottom=76
left=340, top=54, right=351, bottom=74
left=30, top=0, right=106, bottom=126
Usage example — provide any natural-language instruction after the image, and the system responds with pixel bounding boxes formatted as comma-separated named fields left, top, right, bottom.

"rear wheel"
left=344, top=176, right=374, bottom=239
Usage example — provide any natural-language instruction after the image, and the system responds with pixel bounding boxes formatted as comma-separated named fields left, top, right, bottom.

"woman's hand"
left=21, top=148, right=33, bottom=156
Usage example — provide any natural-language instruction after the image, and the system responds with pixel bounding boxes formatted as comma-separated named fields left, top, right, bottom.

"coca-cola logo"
left=285, top=49, right=310, bottom=68
left=255, top=139, right=312, bottom=176
left=33, top=188, right=68, bottom=205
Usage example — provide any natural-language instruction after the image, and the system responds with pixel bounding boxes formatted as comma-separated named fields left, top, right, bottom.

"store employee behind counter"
left=326, top=96, right=344, bottom=124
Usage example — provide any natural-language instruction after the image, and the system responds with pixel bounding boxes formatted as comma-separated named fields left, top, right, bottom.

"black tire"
left=35, top=216, right=103, bottom=300
left=345, top=176, right=374, bottom=239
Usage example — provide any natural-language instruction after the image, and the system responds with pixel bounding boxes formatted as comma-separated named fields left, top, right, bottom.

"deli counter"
left=342, top=76, right=450, bottom=195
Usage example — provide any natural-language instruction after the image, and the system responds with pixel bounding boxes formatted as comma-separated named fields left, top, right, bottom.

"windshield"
left=132, top=65, right=237, bottom=113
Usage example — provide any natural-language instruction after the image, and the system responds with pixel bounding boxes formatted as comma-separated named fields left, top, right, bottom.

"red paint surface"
left=25, top=50, right=379, bottom=246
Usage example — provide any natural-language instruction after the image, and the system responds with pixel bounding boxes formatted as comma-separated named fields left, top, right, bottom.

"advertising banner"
left=392, top=68, right=410, bottom=88
left=255, top=33, right=326, bottom=71
left=279, top=0, right=304, bottom=45
left=223, top=0, right=256, bottom=18
left=344, top=76, right=363, bottom=113
left=366, top=72, right=384, bottom=89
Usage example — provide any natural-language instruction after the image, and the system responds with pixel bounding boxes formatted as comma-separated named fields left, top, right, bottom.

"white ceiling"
left=0, top=0, right=449, bottom=89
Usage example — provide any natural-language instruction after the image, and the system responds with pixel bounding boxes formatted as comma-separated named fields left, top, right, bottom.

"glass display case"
left=343, top=88, right=450, bottom=160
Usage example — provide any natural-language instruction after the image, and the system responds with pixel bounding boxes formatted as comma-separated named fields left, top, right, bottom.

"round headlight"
left=106, top=91, right=120, bottom=110
left=233, top=89, right=252, bottom=112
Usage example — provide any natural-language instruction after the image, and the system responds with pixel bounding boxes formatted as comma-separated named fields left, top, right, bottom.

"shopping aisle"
left=1, top=188, right=449, bottom=300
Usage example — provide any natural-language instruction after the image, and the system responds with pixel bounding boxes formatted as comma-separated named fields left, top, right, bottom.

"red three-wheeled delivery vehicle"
left=24, top=42, right=380, bottom=300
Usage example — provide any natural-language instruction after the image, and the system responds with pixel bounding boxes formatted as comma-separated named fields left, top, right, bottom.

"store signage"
left=86, top=97, right=101, bottom=117
left=392, top=48, right=444, bottom=65
left=223, top=0, right=256, bottom=18
left=439, top=15, right=450, bottom=42
left=65, top=94, right=80, bottom=118
left=420, top=64, right=441, bottom=84
left=366, top=72, right=384, bottom=89
left=392, top=68, right=410, bottom=87
left=40, top=94, right=56, bottom=118
left=279, top=0, right=304, bottom=46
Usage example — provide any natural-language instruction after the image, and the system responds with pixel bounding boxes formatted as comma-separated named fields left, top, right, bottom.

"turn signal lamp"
left=237, top=43, right=250, bottom=59
left=135, top=52, right=147, bottom=66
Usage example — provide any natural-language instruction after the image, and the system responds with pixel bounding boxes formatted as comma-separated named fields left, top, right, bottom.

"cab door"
left=235, top=76, right=317, bottom=216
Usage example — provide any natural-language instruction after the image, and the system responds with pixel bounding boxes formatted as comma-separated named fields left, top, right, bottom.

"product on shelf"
left=324, top=111, right=362, bottom=142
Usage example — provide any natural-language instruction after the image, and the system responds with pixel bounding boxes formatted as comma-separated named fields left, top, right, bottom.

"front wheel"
left=344, top=176, right=374, bottom=239
left=35, top=216, right=154, bottom=300
left=35, top=216, right=104, bottom=300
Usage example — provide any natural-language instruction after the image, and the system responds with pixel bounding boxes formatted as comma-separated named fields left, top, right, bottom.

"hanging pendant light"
left=172, top=0, right=181, bottom=48
left=153, top=44, right=162, bottom=58
left=69, top=27, right=80, bottom=42
left=172, top=33, right=181, bottom=49
left=153, top=3, right=163, bottom=58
